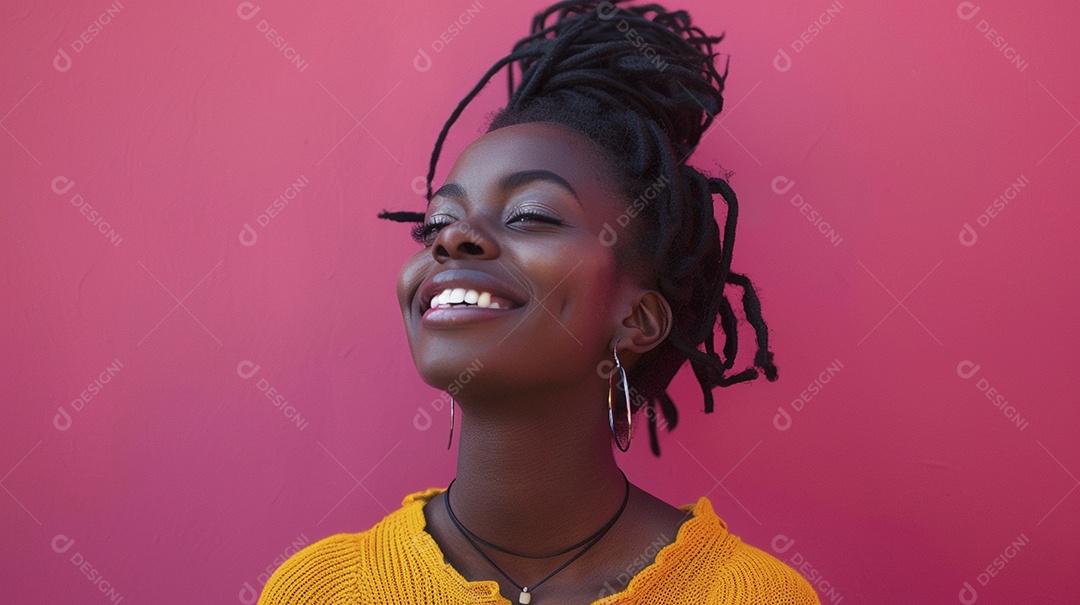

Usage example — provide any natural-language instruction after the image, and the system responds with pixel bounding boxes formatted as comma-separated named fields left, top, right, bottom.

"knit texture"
left=258, top=487, right=821, bottom=604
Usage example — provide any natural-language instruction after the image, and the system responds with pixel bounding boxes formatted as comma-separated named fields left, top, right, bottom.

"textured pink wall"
left=2, top=1, right=1077, bottom=602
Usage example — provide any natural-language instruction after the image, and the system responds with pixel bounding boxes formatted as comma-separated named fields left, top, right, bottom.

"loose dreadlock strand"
left=377, top=210, right=423, bottom=223
left=645, top=391, right=679, bottom=457
left=726, top=271, right=779, bottom=381
left=425, top=49, right=540, bottom=201
left=691, top=356, right=718, bottom=414
left=710, top=176, right=740, bottom=289
left=378, top=1, right=779, bottom=457
left=647, top=400, right=659, bottom=457
left=718, top=296, right=738, bottom=370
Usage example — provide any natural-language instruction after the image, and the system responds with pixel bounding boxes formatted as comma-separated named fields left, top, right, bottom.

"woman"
left=259, top=1, right=820, bottom=603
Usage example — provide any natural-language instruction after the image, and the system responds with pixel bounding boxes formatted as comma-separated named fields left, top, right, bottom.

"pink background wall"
left=2, top=1, right=1077, bottom=602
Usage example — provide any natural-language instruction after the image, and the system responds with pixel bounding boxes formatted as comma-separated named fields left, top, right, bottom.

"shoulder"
left=256, top=487, right=444, bottom=605
left=256, top=533, right=363, bottom=605
left=676, top=497, right=821, bottom=604
left=717, top=539, right=822, bottom=605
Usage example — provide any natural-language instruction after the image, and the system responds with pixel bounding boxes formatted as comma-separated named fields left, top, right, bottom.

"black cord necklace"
left=443, top=470, right=630, bottom=604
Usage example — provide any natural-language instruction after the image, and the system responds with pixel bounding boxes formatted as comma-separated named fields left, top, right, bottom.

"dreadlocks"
left=379, top=0, right=778, bottom=456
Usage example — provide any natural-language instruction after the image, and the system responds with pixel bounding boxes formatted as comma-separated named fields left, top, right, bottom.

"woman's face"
left=396, top=121, right=644, bottom=397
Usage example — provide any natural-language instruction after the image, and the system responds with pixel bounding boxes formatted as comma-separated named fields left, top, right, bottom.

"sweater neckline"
left=399, top=487, right=726, bottom=604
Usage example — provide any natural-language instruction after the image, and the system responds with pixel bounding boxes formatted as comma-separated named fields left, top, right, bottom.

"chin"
left=409, top=340, right=491, bottom=394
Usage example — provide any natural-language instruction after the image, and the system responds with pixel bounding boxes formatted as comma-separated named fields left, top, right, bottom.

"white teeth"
left=430, top=287, right=508, bottom=309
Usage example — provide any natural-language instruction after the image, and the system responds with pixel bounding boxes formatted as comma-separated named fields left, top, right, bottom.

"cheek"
left=396, top=251, right=429, bottom=310
left=578, top=266, right=620, bottom=317
left=553, top=249, right=622, bottom=324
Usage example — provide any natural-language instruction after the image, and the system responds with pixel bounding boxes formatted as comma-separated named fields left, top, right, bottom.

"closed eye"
left=507, top=209, right=564, bottom=226
left=410, top=217, right=453, bottom=245
left=411, top=211, right=565, bottom=246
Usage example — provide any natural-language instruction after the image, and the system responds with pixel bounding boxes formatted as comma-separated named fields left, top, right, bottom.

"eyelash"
left=410, top=210, right=565, bottom=246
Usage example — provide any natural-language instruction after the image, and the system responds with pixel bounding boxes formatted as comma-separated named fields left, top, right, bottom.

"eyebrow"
left=431, top=170, right=580, bottom=207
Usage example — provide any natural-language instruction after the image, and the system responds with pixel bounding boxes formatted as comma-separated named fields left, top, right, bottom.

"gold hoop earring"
left=608, top=342, right=632, bottom=452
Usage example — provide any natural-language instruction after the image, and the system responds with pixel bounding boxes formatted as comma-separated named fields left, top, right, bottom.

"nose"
left=431, top=220, right=498, bottom=261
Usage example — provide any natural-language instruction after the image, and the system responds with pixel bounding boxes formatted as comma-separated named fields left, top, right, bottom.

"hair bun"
left=506, top=0, right=729, bottom=158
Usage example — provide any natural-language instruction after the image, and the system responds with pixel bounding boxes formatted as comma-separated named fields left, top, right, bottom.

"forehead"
left=442, top=122, right=618, bottom=197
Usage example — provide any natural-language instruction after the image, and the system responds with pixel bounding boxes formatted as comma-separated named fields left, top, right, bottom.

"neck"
left=446, top=386, right=627, bottom=556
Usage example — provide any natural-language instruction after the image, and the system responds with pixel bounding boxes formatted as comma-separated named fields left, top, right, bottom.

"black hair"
left=379, top=0, right=778, bottom=456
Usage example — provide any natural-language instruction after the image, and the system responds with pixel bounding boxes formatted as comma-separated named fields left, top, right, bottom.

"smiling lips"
left=417, top=269, right=528, bottom=325
left=422, top=286, right=521, bottom=325
left=429, top=287, right=517, bottom=310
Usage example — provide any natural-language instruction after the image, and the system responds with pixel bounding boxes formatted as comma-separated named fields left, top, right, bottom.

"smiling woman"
left=258, top=1, right=819, bottom=604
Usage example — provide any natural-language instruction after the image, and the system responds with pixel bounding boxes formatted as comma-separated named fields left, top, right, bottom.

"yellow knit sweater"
left=258, top=487, right=821, bottom=604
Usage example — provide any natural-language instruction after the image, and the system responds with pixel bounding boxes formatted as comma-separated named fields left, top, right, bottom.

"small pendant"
left=518, top=588, right=532, bottom=604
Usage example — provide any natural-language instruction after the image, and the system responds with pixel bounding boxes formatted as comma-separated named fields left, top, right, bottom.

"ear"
left=615, top=288, right=672, bottom=356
